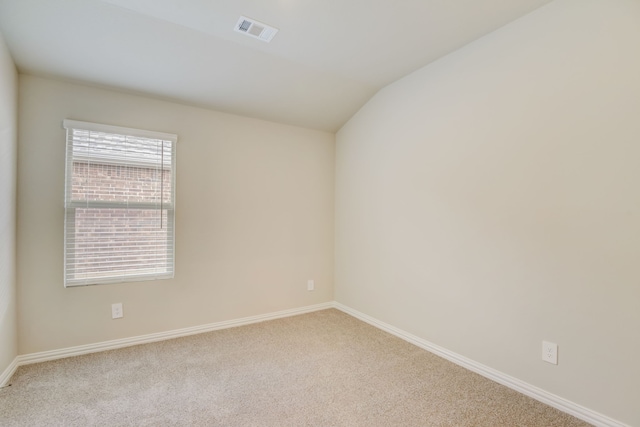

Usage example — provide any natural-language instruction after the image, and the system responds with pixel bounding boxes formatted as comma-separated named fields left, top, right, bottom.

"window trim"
left=63, top=119, right=177, bottom=287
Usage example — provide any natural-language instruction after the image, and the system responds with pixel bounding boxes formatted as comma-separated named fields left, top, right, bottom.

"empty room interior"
left=0, top=0, right=639, bottom=425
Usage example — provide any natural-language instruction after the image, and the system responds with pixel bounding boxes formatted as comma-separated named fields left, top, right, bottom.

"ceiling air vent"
left=234, top=16, right=278, bottom=43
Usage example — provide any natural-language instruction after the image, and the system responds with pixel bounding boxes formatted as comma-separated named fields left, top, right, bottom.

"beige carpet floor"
left=0, top=309, right=590, bottom=426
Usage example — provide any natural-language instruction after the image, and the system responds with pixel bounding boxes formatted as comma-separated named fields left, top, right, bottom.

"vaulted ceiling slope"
left=0, top=0, right=552, bottom=132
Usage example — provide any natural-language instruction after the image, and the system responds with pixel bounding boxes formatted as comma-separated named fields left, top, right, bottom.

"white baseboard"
left=15, top=302, right=333, bottom=367
left=0, top=357, right=18, bottom=388
left=333, top=302, right=629, bottom=427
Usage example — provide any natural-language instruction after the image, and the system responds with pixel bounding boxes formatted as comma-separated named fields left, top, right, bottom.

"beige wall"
left=17, top=75, right=334, bottom=354
left=0, top=32, right=18, bottom=377
left=335, top=0, right=640, bottom=425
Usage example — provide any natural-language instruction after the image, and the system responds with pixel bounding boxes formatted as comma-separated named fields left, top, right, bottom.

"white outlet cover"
left=307, top=280, right=314, bottom=291
left=542, top=341, right=558, bottom=365
left=112, top=303, right=123, bottom=319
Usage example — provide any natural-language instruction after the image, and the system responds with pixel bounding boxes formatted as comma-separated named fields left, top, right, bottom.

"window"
left=63, top=120, right=177, bottom=287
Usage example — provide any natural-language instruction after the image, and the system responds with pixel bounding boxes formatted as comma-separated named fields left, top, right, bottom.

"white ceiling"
left=0, top=0, right=552, bottom=132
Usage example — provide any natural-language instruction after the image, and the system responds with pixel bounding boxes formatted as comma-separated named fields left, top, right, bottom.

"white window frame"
left=63, top=119, right=177, bottom=287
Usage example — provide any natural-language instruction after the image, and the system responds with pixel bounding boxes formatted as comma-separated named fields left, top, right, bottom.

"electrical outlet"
left=542, top=341, right=558, bottom=365
left=307, top=280, right=315, bottom=291
left=111, top=303, right=123, bottom=319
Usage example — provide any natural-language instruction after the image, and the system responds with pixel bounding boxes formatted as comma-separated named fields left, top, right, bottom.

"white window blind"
left=63, top=119, right=177, bottom=287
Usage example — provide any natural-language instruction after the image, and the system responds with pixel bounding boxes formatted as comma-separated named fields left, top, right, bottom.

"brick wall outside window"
left=68, top=161, right=173, bottom=281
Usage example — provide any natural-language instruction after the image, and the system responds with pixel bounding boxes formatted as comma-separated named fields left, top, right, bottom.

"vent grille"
left=234, top=16, right=278, bottom=42
left=238, top=20, right=251, bottom=32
